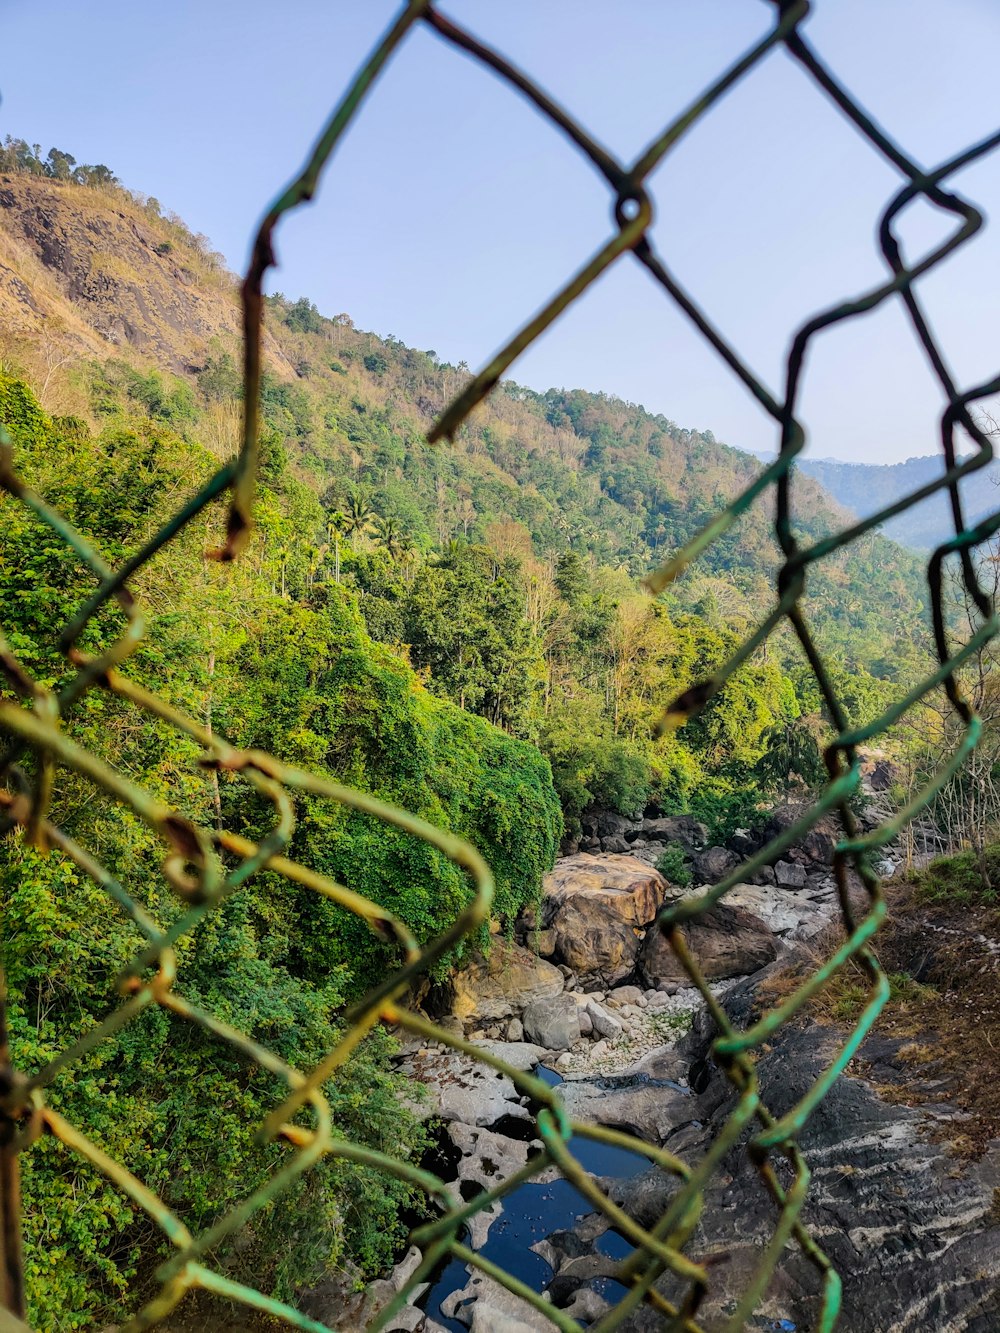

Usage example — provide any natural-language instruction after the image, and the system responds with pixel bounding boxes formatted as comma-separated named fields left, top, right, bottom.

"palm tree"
left=342, top=491, right=373, bottom=551
left=372, top=514, right=403, bottom=560
left=325, top=511, right=347, bottom=583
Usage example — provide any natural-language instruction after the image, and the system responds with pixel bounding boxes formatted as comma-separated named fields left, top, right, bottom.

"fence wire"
left=1, top=1, right=999, bottom=1330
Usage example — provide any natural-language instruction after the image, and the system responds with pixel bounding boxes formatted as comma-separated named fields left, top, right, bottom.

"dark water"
left=420, top=1064, right=658, bottom=1329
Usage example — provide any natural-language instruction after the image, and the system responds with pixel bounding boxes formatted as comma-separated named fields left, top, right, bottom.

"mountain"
left=798, top=453, right=1000, bottom=551
left=0, top=158, right=932, bottom=836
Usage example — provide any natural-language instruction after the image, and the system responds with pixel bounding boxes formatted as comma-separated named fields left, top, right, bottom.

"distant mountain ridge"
left=798, top=452, right=999, bottom=551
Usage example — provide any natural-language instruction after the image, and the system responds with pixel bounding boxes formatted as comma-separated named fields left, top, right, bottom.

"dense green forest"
left=0, top=374, right=560, bottom=1325
left=0, top=152, right=952, bottom=1328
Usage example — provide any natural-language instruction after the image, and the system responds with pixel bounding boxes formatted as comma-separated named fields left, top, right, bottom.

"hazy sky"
left=2, top=1, right=998, bottom=464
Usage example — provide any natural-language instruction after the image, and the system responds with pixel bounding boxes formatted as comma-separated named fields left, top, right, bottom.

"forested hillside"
left=799, top=452, right=1000, bottom=550
left=0, top=143, right=945, bottom=1327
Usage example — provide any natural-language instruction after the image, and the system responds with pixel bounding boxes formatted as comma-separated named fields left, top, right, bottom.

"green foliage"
left=912, top=843, right=1000, bottom=905
left=0, top=375, right=561, bottom=1326
left=656, top=841, right=692, bottom=888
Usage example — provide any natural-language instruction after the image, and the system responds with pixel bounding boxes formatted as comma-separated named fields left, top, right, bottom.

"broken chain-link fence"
left=2, top=1, right=999, bottom=1329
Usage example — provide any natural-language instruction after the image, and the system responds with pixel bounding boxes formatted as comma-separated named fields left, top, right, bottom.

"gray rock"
left=522, top=994, right=582, bottom=1050
left=504, top=1017, right=524, bottom=1042
left=558, top=1073, right=692, bottom=1144
left=601, top=834, right=630, bottom=853
left=775, top=858, right=808, bottom=888
left=578, top=1008, right=594, bottom=1036
left=640, top=814, right=708, bottom=849
left=585, top=999, right=624, bottom=1039
left=638, top=903, right=778, bottom=985
left=692, top=845, right=740, bottom=884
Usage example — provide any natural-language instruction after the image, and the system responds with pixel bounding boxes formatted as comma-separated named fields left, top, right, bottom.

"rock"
left=468, top=1039, right=548, bottom=1070
left=801, top=826, right=835, bottom=864
left=443, top=1271, right=553, bottom=1330
left=596, top=811, right=635, bottom=838
left=692, top=845, right=740, bottom=884
left=639, top=814, right=708, bottom=849
left=544, top=855, right=667, bottom=927
left=449, top=939, right=563, bottom=1025
left=723, top=881, right=835, bottom=940
left=531, top=928, right=558, bottom=958
left=540, top=856, right=666, bottom=985
left=775, top=859, right=808, bottom=888
left=600, top=834, right=630, bottom=853
left=638, top=903, right=778, bottom=986
left=728, top=827, right=757, bottom=857
left=578, top=1008, right=594, bottom=1036
left=522, top=994, right=582, bottom=1050
left=448, top=1122, right=534, bottom=1247
left=400, top=1045, right=535, bottom=1126
left=562, top=1287, right=610, bottom=1322
left=585, top=999, right=624, bottom=1039
left=607, top=984, right=643, bottom=1006
left=505, top=1017, right=523, bottom=1042
left=558, top=1072, right=692, bottom=1144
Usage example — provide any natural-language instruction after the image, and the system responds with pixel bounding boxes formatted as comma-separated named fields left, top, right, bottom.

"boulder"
left=596, top=811, right=636, bottom=838
left=600, top=835, right=630, bottom=853
left=540, top=854, right=669, bottom=985
left=774, top=859, right=808, bottom=889
left=522, top=994, right=582, bottom=1050
left=585, top=999, right=624, bottom=1040
left=692, top=845, right=740, bottom=884
left=723, top=882, right=831, bottom=939
left=639, top=814, right=708, bottom=849
left=607, top=984, right=644, bottom=1007
left=638, top=902, right=778, bottom=985
left=544, top=854, right=667, bottom=928
left=449, top=939, right=564, bottom=1025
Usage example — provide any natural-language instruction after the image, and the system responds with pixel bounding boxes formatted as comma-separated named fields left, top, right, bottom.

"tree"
left=342, top=489, right=373, bottom=550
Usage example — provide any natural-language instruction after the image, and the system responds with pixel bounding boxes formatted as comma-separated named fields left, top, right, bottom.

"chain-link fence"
left=2, top=1, right=999, bottom=1329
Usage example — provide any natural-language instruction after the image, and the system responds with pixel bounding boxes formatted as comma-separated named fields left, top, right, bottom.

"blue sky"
left=2, top=1, right=998, bottom=464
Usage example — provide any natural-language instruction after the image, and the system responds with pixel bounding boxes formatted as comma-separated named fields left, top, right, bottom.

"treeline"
left=0, top=373, right=560, bottom=1326
left=0, top=135, right=119, bottom=188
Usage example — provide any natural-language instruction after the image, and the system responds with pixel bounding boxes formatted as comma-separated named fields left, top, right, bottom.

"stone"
left=449, top=939, right=563, bottom=1025
left=608, top=984, right=643, bottom=1006
left=558, top=1072, right=692, bottom=1144
left=639, top=814, right=708, bottom=849
left=638, top=903, right=778, bottom=986
left=578, top=1008, right=594, bottom=1036
left=545, top=857, right=668, bottom=927
left=600, top=834, right=630, bottom=853
left=774, top=859, right=808, bottom=889
left=443, top=1272, right=553, bottom=1330
left=505, top=1017, right=523, bottom=1042
left=531, top=928, right=558, bottom=957
left=522, top=994, right=582, bottom=1050
left=723, top=881, right=834, bottom=940
left=585, top=999, right=624, bottom=1039
left=400, top=1045, right=535, bottom=1126
left=692, top=845, right=740, bottom=884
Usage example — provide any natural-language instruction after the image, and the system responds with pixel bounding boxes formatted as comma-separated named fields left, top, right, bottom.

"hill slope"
left=799, top=453, right=1000, bottom=550
left=0, top=162, right=932, bottom=835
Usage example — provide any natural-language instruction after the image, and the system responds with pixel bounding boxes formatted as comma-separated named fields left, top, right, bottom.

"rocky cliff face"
left=0, top=174, right=290, bottom=374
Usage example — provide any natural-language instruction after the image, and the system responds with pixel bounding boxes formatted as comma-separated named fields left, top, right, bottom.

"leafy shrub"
left=656, top=841, right=692, bottom=887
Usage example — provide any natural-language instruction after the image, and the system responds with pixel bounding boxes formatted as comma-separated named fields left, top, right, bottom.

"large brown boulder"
left=543, top=853, right=667, bottom=928
left=638, top=901, right=778, bottom=986
left=541, top=854, right=669, bottom=986
left=449, top=939, right=564, bottom=1025
left=550, top=895, right=640, bottom=987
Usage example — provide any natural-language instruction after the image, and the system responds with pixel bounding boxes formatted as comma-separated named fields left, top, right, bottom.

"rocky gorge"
left=299, top=803, right=1000, bottom=1332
